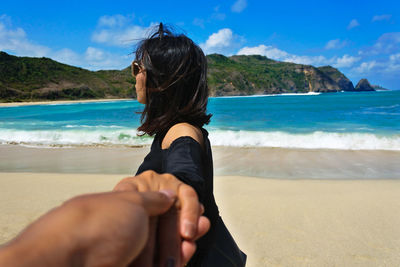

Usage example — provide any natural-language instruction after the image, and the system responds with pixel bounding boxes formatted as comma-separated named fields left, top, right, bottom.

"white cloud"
left=231, top=0, right=247, bottom=13
left=378, top=32, right=400, bottom=48
left=351, top=54, right=400, bottom=75
left=200, top=28, right=244, bottom=55
left=325, top=39, right=347, bottom=50
left=85, top=47, right=105, bottom=61
left=83, top=47, right=130, bottom=69
left=334, top=54, right=361, bottom=68
left=51, top=47, right=129, bottom=70
left=375, top=32, right=400, bottom=52
left=92, top=24, right=152, bottom=47
left=386, top=53, right=400, bottom=72
left=237, top=45, right=328, bottom=65
left=205, top=28, right=233, bottom=48
left=372, top=14, right=392, bottom=22
left=286, top=55, right=329, bottom=66
left=237, top=45, right=288, bottom=59
left=389, top=53, right=400, bottom=62
left=52, top=48, right=81, bottom=66
left=237, top=45, right=360, bottom=68
left=98, top=14, right=132, bottom=27
left=359, top=32, right=400, bottom=55
left=0, top=17, right=50, bottom=57
left=352, top=61, right=377, bottom=73
left=347, top=19, right=360, bottom=30
left=0, top=15, right=130, bottom=70
left=92, top=15, right=157, bottom=47
left=350, top=31, right=400, bottom=78
left=0, top=14, right=12, bottom=24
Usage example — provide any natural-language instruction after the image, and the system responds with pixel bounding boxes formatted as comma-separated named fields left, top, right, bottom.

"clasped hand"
left=114, top=170, right=210, bottom=266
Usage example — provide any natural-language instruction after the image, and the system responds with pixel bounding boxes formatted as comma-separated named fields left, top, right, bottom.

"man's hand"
left=0, top=190, right=182, bottom=267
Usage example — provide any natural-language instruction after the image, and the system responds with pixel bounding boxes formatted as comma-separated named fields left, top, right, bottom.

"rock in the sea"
left=355, top=79, right=375, bottom=91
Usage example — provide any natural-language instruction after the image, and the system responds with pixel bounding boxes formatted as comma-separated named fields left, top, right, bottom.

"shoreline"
left=1, top=90, right=394, bottom=107
left=0, top=98, right=133, bottom=107
left=1, top=144, right=399, bottom=179
left=1, top=173, right=399, bottom=266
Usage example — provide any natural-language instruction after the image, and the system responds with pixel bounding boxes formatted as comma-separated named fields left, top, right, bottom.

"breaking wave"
left=1, top=128, right=399, bottom=150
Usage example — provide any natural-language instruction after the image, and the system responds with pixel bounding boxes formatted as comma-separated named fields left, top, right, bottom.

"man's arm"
left=0, top=190, right=176, bottom=267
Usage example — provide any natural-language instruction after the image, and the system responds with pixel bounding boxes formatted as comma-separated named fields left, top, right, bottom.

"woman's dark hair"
left=135, top=23, right=211, bottom=136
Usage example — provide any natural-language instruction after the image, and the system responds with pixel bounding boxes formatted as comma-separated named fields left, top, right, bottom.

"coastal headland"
left=0, top=51, right=383, bottom=103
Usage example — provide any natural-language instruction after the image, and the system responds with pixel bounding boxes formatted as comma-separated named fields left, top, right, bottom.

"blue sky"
left=1, top=0, right=399, bottom=89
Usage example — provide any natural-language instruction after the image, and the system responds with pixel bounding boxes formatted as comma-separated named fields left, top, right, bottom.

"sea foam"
left=0, top=129, right=153, bottom=147
left=1, top=128, right=399, bottom=150
left=208, top=130, right=400, bottom=150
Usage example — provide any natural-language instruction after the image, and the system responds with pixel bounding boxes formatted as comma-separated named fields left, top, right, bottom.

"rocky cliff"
left=206, top=54, right=356, bottom=95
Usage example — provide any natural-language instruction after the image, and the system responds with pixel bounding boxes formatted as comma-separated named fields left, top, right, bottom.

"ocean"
left=0, top=90, right=399, bottom=150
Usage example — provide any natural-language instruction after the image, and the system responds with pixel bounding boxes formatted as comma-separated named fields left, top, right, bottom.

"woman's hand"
left=113, top=170, right=210, bottom=266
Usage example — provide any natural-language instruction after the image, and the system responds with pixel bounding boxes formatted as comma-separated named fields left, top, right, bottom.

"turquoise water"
left=0, top=91, right=399, bottom=150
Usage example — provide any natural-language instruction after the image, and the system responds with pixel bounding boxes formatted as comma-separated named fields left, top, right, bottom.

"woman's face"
left=134, top=67, right=147, bottom=104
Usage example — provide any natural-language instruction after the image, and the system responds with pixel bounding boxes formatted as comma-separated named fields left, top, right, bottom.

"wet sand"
left=1, top=144, right=399, bottom=179
left=0, top=173, right=399, bottom=266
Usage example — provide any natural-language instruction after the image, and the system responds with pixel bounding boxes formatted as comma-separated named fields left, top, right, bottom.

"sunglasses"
left=131, top=61, right=144, bottom=76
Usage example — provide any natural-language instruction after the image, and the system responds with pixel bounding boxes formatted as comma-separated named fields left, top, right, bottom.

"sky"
left=1, top=0, right=399, bottom=90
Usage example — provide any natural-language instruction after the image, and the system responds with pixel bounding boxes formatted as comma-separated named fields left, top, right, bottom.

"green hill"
left=1, top=51, right=367, bottom=102
left=0, top=51, right=135, bottom=102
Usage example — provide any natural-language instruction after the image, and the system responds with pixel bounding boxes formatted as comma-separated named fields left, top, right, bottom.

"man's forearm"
left=0, top=233, right=76, bottom=267
left=0, top=190, right=183, bottom=267
left=0, top=202, right=83, bottom=267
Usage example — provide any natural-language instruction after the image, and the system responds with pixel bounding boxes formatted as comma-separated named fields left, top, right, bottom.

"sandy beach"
left=0, top=141, right=400, bottom=266
left=0, top=146, right=399, bottom=266
left=0, top=172, right=400, bottom=266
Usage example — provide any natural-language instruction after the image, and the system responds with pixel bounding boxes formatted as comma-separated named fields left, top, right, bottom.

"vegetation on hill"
left=0, top=52, right=134, bottom=102
left=0, top=51, right=373, bottom=102
left=207, top=54, right=356, bottom=95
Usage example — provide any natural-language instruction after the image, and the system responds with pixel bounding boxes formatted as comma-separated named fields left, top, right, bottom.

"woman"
left=115, top=23, right=246, bottom=266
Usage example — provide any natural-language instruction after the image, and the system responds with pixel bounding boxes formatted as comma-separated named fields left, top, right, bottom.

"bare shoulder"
left=161, top=123, right=204, bottom=149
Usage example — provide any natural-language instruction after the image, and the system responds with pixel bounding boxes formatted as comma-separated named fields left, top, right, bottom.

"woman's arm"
left=113, top=123, right=208, bottom=265
left=161, top=123, right=204, bottom=150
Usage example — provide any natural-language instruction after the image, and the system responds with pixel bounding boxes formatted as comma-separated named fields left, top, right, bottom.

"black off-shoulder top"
left=136, top=127, right=219, bottom=252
